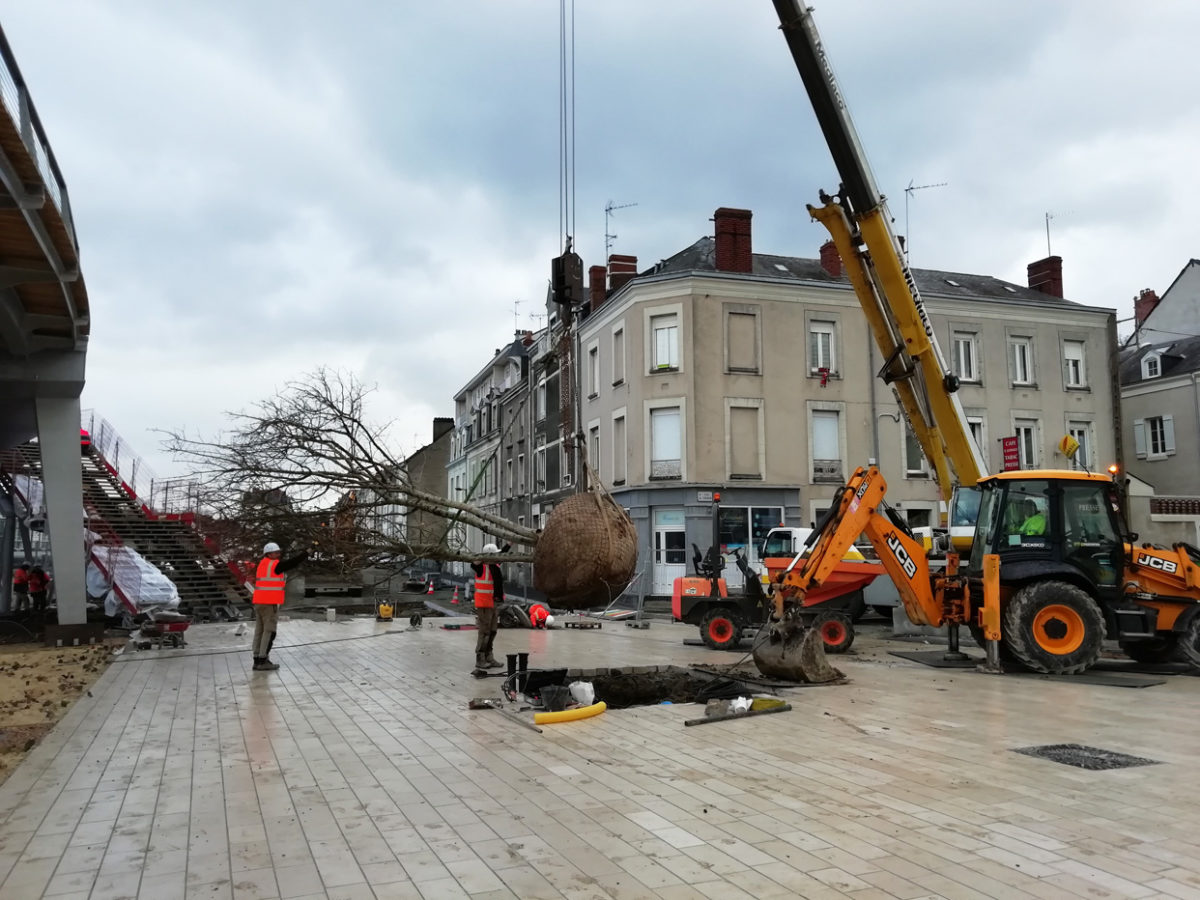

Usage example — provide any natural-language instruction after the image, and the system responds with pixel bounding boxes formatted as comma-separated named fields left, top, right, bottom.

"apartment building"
left=577, top=207, right=1120, bottom=596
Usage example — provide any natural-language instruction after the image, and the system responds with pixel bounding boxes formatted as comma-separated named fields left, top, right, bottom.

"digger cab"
left=967, top=470, right=1126, bottom=599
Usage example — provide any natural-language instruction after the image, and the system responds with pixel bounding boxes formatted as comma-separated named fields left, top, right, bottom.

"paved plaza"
left=0, top=614, right=1198, bottom=900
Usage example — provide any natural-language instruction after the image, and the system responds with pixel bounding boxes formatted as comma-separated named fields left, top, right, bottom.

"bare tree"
left=161, top=368, right=537, bottom=566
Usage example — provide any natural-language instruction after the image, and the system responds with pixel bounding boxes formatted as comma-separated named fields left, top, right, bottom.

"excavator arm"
left=774, top=466, right=966, bottom=628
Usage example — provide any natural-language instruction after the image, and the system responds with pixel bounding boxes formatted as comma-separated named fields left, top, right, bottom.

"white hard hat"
left=263, top=542, right=281, bottom=554
left=544, top=615, right=555, bottom=627
left=482, top=543, right=499, bottom=553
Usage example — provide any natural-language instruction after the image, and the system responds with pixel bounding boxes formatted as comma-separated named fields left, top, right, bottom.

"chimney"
left=588, top=265, right=607, bottom=310
left=819, top=240, right=842, bottom=277
left=432, top=417, right=453, bottom=441
left=1134, top=288, right=1160, bottom=327
left=1027, top=255, right=1063, bottom=298
left=608, top=254, right=638, bottom=292
left=521, top=329, right=534, bottom=347
left=714, top=207, right=753, bottom=273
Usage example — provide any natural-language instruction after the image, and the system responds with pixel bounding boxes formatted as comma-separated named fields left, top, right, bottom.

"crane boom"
left=772, top=1, right=985, bottom=498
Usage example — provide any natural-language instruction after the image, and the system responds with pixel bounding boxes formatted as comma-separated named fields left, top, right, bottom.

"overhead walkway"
left=0, top=24, right=91, bottom=625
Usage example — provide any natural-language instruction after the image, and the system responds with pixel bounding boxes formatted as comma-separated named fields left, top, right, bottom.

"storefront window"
left=718, top=505, right=783, bottom=561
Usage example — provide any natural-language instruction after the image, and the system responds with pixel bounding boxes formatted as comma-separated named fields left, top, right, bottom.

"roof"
left=1118, top=333, right=1200, bottom=385
left=979, top=469, right=1113, bottom=485
left=641, top=236, right=1090, bottom=308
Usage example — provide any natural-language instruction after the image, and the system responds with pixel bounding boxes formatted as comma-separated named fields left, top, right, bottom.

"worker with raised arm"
left=251, top=542, right=308, bottom=671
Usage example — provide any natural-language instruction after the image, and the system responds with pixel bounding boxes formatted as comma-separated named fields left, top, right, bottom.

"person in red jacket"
left=11, top=564, right=29, bottom=613
left=27, top=566, right=50, bottom=613
left=251, top=542, right=308, bottom=671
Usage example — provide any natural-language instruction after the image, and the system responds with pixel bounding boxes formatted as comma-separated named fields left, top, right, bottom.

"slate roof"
left=640, top=236, right=1089, bottom=308
left=1119, top=334, right=1200, bottom=386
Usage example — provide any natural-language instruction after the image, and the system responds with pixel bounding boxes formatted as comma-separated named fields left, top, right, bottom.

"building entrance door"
left=651, top=507, right=687, bottom=594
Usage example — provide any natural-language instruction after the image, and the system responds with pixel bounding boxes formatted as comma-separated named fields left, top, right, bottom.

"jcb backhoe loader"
left=755, top=3, right=1200, bottom=679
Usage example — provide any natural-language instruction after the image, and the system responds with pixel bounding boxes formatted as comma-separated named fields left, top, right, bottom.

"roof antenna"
left=903, top=180, right=947, bottom=262
left=605, top=200, right=638, bottom=260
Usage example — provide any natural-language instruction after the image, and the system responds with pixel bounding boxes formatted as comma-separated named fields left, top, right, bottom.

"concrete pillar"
left=34, top=395, right=86, bottom=625
left=0, top=490, right=12, bottom=613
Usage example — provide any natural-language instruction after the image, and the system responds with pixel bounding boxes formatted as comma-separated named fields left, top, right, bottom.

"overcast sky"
left=4, top=1, right=1198, bottom=479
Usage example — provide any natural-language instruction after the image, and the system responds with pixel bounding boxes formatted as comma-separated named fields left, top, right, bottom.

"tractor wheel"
left=871, top=605, right=894, bottom=620
left=1002, top=581, right=1104, bottom=675
left=814, top=610, right=854, bottom=653
left=700, top=607, right=745, bottom=651
left=841, top=590, right=867, bottom=623
left=1178, top=615, right=1200, bottom=670
left=1120, top=635, right=1180, bottom=665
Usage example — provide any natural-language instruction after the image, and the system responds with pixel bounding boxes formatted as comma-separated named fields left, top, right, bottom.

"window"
left=811, top=409, right=841, bottom=482
left=952, top=332, right=979, bottom=382
left=506, top=459, right=514, bottom=496
left=906, top=509, right=932, bottom=530
left=967, top=416, right=987, bottom=469
left=1063, top=340, right=1086, bottom=388
left=809, top=320, right=836, bottom=375
left=561, top=442, right=572, bottom=487
left=587, top=345, right=599, bottom=398
left=651, top=314, right=679, bottom=370
left=518, top=453, right=526, bottom=493
left=729, top=405, right=762, bottom=479
left=535, top=379, right=546, bottom=421
left=589, top=425, right=600, bottom=478
left=1009, top=337, right=1033, bottom=385
left=727, top=309, right=759, bottom=373
left=650, top=407, right=682, bottom=479
left=1014, top=418, right=1039, bottom=468
left=1067, top=422, right=1091, bottom=470
left=1142, top=354, right=1160, bottom=379
left=612, top=327, right=626, bottom=385
left=1134, top=416, right=1175, bottom=459
left=534, top=443, right=546, bottom=491
left=904, top=424, right=927, bottom=478
left=612, top=414, right=627, bottom=484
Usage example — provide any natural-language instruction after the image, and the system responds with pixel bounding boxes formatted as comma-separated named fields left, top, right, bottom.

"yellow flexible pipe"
left=534, top=701, right=607, bottom=725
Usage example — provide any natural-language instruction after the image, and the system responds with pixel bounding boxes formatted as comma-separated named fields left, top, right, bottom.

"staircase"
left=1, top=424, right=251, bottom=618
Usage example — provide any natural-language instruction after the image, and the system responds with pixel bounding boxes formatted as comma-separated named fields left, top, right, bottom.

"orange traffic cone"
left=451, top=585, right=460, bottom=605
left=426, top=580, right=434, bottom=595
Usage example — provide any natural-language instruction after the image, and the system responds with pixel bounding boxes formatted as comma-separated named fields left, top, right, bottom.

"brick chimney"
left=589, top=265, right=607, bottom=310
left=521, top=329, right=534, bottom=347
left=608, top=254, right=638, bottom=292
left=1134, top=288, right=1160, bottom=327
left=714, top=207, right=753, bottom=273
left=432, top=417, right=453, bottom=441
left=1027, top=256, right=1063, bottom=298
left=819, top=240, right=842, bottom=277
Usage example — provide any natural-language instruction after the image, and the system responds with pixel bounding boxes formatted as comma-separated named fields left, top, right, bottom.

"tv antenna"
left=605, top=199, right=638, bottom=260
left=903, top=180, right=947, bottom=261
left=1045, top=211, right=1055, bottom=255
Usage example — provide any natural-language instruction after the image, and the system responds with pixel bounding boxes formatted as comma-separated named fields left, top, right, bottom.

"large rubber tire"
left=813, top=610, right=854, bottom=653
left=840, top=591, right=867, bottom=623
left=1120, top=635, right=1180, bottom=665
left=700, top=607, right=745, bottom=651
left=1002, top=581, right=1105, bottom=675
left=871, top=605, right=894, bottom=620
left=1178, top=615, right=1200, bottom=670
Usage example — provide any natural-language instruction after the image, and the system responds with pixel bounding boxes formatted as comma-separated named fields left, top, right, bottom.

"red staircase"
left=1, top=417, right=251, bottom=617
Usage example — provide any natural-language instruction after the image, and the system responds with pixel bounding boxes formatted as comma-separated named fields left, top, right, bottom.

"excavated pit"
left=566, top=664, right=798, bottom=709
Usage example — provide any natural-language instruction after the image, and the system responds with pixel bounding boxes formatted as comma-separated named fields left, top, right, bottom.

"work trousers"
left=12, top=590, right=28, bottom=613
left=475, top=606, right=498, bottom=660
left=253, top=604, right=279, bottom=657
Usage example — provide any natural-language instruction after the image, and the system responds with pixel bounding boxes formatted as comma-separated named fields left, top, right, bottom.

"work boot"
left=253, top=659, right=280, bottom=671
left=475, top=654, right=487, bottom=670
left=484, top=657, right=504, bottom=669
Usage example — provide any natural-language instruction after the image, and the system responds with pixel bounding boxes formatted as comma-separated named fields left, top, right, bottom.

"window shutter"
left=1164, top=415, right=1176, bottom=454
left=1133, top=419, right=1147, bottom=458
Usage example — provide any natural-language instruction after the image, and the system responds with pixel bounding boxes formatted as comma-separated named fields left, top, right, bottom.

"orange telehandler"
left=754, top=3, right=1200, bottom=679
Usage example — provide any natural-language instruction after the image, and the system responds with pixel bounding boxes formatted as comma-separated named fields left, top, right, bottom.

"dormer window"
left=1142, top=353, right=1161, bottom=379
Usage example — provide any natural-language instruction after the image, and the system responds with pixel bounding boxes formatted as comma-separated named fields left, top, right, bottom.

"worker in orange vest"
left=252, top=542, right=308, bottom=671
left=11, top=563, right=30, bottom=613
left=27, top=566, right=50, bottom=613
left=529, top=603, right=549, bottom=629
left=469, top=542, right=509, bottom=671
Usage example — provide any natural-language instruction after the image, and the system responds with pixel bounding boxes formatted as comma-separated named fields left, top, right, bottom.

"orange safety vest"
left=529, top=604, right=548, bottom=628
left=474, top=566, right=494, bottom=609
left=12, top=570, right=28, bottom=590
left=253, top=557, right=286, bottom=605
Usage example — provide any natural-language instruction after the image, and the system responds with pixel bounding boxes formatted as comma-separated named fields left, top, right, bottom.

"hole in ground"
left=571, top=664, right=778, bottom=709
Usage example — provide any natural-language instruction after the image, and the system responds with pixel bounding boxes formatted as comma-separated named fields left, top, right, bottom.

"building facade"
left=577, top=207, right=1120, bottom=596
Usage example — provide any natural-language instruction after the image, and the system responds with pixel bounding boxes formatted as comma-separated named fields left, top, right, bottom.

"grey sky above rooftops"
left=4, top=1, right=1198, bottom=477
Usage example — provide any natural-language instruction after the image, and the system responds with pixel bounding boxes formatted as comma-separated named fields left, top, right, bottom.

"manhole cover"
left=1012, top=743, right=1159, bottom=770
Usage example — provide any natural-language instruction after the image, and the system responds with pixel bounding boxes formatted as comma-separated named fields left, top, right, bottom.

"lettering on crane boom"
left=1136, top=554, right=1178, bottom=574
left=886, top=532, right=918, bottom=579
left=902, top=263, right=936, bottom=342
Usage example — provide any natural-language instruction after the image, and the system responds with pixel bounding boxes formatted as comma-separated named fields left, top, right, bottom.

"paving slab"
left=0, top=617, right=1197, bottom=899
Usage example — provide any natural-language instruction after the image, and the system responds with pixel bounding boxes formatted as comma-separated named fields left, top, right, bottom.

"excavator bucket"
left=752, top=619, right=843, bottom=683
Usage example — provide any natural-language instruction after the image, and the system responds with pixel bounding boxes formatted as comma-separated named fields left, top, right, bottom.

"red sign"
left=1001, top=436, right=1020, bottom=471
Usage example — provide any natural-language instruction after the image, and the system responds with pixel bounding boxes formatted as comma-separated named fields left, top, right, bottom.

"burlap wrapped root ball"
left=533, top=491, right=638, bottom=609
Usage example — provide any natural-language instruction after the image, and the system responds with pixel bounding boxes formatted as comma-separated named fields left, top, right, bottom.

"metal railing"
left=0, top=25, right=76, bottom=247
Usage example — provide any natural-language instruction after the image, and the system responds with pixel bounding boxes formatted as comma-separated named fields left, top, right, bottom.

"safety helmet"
left=482, top=543, right=499, bottom=553
left=263, top=542, right=282, bottom=554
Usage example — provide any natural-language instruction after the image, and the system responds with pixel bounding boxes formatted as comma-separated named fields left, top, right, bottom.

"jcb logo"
left=1136, top=554, right=1178, bottom=574
left=856, top=477, right=871, bottom=498
left=886, top=533, right=918, bottom=579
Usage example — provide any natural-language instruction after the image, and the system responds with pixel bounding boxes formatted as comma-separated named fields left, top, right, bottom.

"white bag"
left=568, top=681, right=595, bottom=706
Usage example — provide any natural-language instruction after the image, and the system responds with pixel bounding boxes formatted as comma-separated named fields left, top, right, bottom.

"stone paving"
left=0, top=612, right=1199, bottom=900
